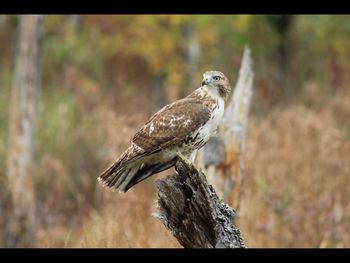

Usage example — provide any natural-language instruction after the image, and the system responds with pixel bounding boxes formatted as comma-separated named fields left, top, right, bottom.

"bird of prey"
left=98, top=71, right=231, bottom=192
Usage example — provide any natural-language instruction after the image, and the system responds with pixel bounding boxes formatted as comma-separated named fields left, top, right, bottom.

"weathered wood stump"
left=155, top=157, right=246, bottom=248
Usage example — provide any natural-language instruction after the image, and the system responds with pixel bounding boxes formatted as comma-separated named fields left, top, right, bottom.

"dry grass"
left=72, top=187, right=179, bottom=248
left=239, top=88, right=350, bottom=247
left=36, top=185, right=180, bottom=248
left=12, top=70, right=348, bottom=248
left=34, top=80, right=181, bottom=247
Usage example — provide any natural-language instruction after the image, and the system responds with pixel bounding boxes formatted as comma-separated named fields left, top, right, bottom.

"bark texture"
left=156, top=157, right=245, bottom=248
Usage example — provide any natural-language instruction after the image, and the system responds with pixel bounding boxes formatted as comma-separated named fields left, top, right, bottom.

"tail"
left=98, top=146, right=176, bottom=192
left=98, top=145, right=140, bottom=190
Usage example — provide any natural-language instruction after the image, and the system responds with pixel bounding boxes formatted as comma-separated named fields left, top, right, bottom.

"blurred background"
left=0, top=15, right=349, bottom=248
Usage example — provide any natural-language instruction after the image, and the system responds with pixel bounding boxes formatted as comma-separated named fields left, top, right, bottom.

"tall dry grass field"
left=33, top=83, right=350, bottom=248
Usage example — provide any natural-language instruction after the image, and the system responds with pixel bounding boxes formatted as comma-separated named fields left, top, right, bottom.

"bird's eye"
left=213, top=76, right=220, bottom=81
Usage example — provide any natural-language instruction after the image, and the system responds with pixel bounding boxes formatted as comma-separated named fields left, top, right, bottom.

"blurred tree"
left=199, top=47, right=254, bottom=211
left=6, top=15, right=44, bottom=247
left=179, top=21, right=200, bottom=98
left=69, top=15, right=81, bottom=33
left=0, top=15, right=9, bottom=30
left=266, top=15, right=295, bottom=91
left=295, top=15, right=350, bottom=89
left=105, top=16, right=201, bottom=105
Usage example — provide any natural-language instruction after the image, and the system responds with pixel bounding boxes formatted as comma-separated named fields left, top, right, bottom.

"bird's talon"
left=176, top=153, right=196, bottom=170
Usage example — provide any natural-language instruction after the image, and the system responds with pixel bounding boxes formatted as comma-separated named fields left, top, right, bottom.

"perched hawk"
left=98, top=71, right=231, bottom=192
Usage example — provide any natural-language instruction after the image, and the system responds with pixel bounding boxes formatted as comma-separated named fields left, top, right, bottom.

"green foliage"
left=295, top=15, right=350, bottom=87
left=40, top=15, right=350, bottom=100
left=43, top=16, right=103, bottom=82
left=44, top=37, right=101, bottom=75
left=36, top=88, right=78, bottom=157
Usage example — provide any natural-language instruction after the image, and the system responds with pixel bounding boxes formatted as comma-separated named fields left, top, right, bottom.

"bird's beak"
left=202, top=78, right=209, bottom=86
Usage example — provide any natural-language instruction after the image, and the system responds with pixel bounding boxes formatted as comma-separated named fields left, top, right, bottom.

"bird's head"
left=202, top=71, right=231, bottom=100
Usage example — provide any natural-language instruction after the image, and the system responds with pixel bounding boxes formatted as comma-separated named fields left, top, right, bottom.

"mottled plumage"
left=98, top=71, right=231, bottom=192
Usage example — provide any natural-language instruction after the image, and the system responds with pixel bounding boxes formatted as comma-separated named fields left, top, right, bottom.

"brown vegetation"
left=1, top=15, right=349, bottom=247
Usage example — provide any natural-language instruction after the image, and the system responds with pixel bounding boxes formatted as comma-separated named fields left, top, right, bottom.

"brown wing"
left=132, top=98, right=211, bottom=153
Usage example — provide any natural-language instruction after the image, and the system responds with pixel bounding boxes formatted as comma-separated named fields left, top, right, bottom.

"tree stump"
left=155, top=157, right=245, bottom=248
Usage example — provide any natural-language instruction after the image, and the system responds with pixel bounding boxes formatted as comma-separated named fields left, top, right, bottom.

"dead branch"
left=155, top=157, right=245, bottom=248
left=199, top=46, right=254, bottom=209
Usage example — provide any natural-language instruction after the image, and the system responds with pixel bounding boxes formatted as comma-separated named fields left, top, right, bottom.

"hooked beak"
left=202, top=78, right=209, bottom=86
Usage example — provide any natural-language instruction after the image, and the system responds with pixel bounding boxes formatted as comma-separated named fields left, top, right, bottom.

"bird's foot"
left=176, top=152, right=198, bottom=175
left=176, top=152, right=192, bottom=165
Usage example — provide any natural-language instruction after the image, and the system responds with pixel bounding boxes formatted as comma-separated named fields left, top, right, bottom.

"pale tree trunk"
left=180, top=22, right=200, bottom=98
left=151, top=72, right=168, bottom=108
left=198, top=47, right=254, bottom=212
left=166, top=22, right=200, bottom=103
left=6, top=15, right=44, bottom=247
left=69, top=15, right=81, bottom=33
left=0, top=15, right=9, bottom=30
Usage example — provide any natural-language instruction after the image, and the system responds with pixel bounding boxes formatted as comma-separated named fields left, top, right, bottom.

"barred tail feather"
left=98, top=145, right=142, bottom=189
left=98, top=149, right=176, bottom=192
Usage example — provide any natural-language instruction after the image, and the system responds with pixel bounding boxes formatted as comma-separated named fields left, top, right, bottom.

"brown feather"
left=132, top=98, right=211, bottom=153
left=98, top=145, right=144, bottom=185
